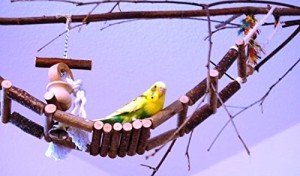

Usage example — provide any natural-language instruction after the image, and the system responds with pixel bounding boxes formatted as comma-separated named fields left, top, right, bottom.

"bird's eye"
left=154, top=85, right=157, bottom=89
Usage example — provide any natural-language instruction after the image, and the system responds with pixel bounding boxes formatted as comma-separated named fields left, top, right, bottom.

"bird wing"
left=109, top=95, right=146, bottom=117
left=93, top=95, right=146, bottom=122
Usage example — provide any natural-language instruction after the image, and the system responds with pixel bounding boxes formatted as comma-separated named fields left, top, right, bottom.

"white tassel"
left=45, top=142, right=72, bottom=160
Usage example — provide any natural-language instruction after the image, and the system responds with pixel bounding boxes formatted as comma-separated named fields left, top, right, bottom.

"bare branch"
left=185, top=130, right=194, bottom=171
left=1, top=7, right=300, bottom=25
left=211, top=83, right=250, bottom=155
left=37, top=23, right=86, bottom=52
left=204, top=4, right=213, bottom=93
left=140, top=164, right=156, bottom=171
left=100, top=19, right=138, bottom=31
left=150, top=139, right=177, bottom=176
left=11, top=0, right=300, bottom=9
left=208, top=0, right=300, bottom=9
left=208, top=57, right=300, bottom=151
left=11, top=0, right=204, bottom=8
left=215, top=14, right=242, bottom=29
left=204, top=26, right=240, bottom=41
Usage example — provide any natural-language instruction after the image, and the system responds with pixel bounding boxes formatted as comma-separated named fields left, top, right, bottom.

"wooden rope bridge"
left=0, top=39, right=251, bottom=158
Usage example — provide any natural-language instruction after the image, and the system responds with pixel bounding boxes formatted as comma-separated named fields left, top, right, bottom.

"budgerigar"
left=95, top=81, right=166, bottom=124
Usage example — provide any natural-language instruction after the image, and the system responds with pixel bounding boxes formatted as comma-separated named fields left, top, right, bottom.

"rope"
left=66, top=77, right=89, bottom=151
left=56, top=14, right=72, bottom=58
left=66, top=78, right=87, bottom=119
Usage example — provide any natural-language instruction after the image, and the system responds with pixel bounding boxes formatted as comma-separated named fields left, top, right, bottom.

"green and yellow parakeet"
left=95, top=81, right=166, bottom=124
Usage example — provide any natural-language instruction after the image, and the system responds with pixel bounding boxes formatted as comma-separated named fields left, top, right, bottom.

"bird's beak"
left=158, top=87, right=166, bottom=97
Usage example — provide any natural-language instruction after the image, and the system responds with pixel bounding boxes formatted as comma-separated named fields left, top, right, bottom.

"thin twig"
left=185, top=130, right=194, bottom=171
left=211, top=83, right=250, bottom=155
left=100, top=17, right=240, bottom=32
left=151, top=139, right=177, bottom=176
left=145, top=145, right=165, bottom=160
left=204, top=5, right=213, bottom=93
left=37, top=23, right=86, bottom=52
left=187, top=17, right=241, bottom=27
left=204, top=26, right=240, bottom=41
left=210, top=60, right=235, bottom=80
left=100, top=19, right=138, bottom=31
left=208, top=57, right=300, bottom=151
left=145, top=94, right=207, bottom=160
left=215, top=14, right=242, bottom=29
left=79, top=3, right=99, bottom=31
left=108, top=2, right=121, bottom=13
left=140, top=164, right=156, bottom=171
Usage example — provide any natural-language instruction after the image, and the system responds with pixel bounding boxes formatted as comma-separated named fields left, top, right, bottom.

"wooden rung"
left=127, top=120, right=142, bottom=156
left=177, top=95, right=189, bottom=136
left=7, top=83, right=46, bottom=115
left=108, top=123, right=122, bottom=159
left=146, top=128, right=178, bottom=151
left=209, top=69, right=219, bottom=114
left=236, top=39, right=247, bottom=82
left=185, top=80, right=241, bottom=134
left=46, top=104, right=94, bottom=132
left=118, top=123, right=132, bottom=158
left=1, top=80, right=12, bottom=124
left=44, top=91, right=63, bottom=110
left=10, top=111, right=44, bottom=139
left=150, top=100, right=184, bottom=129
left=44, top=94, right=58, bottom=142
left=0, top=76, right=4, bottom=88
left=90, top=121, right=104, bottom=156
left=136, top=119, right=152, bottom=155
left=186, top=47, right=238, bottom=105
left=100, top=123, right=113, bottom=157
left=36, top=57, right=92, bottom=70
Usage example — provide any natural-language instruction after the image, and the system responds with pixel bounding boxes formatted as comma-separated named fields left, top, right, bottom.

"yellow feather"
left=94, top=81, right=166, bottom=124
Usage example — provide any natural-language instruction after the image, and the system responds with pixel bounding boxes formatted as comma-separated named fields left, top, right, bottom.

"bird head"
left=145, top=81, right=166, bottom=101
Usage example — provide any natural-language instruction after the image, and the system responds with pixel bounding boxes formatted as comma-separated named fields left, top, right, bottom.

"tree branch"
left=1, top=7, right=300, bottom=25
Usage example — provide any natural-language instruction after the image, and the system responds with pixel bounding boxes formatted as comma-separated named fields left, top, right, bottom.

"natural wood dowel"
left=127, top=120, right=142, bottom=156
left=100, top=123, right=113, bottom=157
left=150, top=100, right=184, bottom=129
left=108, top=123, right=122, bottom=159
left=209, top=70, right=219, bottom=114
left=10, top=111, right=44, bottom=139
left=44, top=91, right=63, bottom=110
left=90, top=121, right=104, bottom=156
left=136, top=119, right=152, bottom=155
left=118, top=122, right=132, bottom=158
left=177, top=96, right=189, bottom=137
left=48, top=105, right=94, bottom=132
left=0, top=76, right=4, bottom=89
left=236, top=39, right=247, bottom=82
left=36, top=57, right=92, bottom=70
left=7, top=84, right=46, bottom=115
left=146, top=128, right=179, bottom=151
left=186, top=47, right=238, bottom=105
left=44, top=104, right=56, bottom=142
left=185, top=80, right=241, bottom=133
left=1, top=80, right=12, bottom=124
